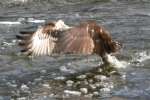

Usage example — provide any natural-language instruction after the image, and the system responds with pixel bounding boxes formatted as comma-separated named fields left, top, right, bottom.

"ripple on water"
left=131, top=51, right=150, bottom=67
left=0, top=0, right=150, bottom=99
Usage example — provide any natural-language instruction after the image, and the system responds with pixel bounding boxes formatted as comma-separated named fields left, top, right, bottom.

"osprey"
left=16, top=20, right=122, bottom=63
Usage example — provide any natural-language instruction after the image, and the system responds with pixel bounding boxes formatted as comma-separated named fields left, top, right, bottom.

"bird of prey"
left=16, top=20, right=122, bottom=63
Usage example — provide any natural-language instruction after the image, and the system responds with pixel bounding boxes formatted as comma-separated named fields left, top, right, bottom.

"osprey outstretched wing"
left=16, top=20, right=122, bottom=62
left=16, top=20, right=70, bottom=56
left=56, top=21, right=122, bottom=57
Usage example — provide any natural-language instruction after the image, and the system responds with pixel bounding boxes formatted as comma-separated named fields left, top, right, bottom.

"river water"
left=0, top=0, right=150, bottom=100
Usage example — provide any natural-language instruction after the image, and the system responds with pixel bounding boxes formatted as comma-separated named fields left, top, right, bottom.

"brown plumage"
left=56, top=21, right=122, bottom=62
left=16, top=20, right=122, bottom=63
left=16, top=20, right=70, bottom=56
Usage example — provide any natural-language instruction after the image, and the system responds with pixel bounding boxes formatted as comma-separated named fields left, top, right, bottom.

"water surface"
left=0, top=0, right=150, bottom=100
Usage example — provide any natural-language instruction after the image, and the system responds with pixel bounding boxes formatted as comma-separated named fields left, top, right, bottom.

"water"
left=0, top=0, right=150, bottom=99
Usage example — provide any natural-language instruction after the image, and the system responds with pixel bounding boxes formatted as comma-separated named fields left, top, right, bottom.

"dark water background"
left=0, top=0, right=150, bottom=100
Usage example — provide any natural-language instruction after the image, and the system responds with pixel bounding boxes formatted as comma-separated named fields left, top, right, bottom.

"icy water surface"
left=0, top=0, right=150, bottom=100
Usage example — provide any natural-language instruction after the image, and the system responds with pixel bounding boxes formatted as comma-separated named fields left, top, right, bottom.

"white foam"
left=0, top=21, right=21, bottom=25
left=107, top=54, right=128, bottom=68
left=64, top=90, right=81, bottom=96
left=18, top=18, right=45, bottom=23
left=59, top=65, right=76, bottom=74
left=27, top=18, right=45, bottom=23
left=135, top=51, right=150, bottom=63
left=13, top=0, right=28, bottom=3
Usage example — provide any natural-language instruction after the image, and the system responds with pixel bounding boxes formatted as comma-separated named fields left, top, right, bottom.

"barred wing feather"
left=57, top=27, right=95, bottom=54
left=17, top=27, right=57, bottom=56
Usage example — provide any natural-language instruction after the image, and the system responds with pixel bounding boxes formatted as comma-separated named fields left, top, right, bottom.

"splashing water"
left=0, top=0, right=150, bottom=99
left=107, top=54, right=128, bottom=68
left=134, top=51, right=150, bottom=63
